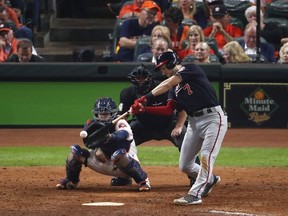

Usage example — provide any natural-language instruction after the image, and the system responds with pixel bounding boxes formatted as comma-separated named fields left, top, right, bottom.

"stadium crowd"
left=107, top=0, right=288, bottom=64
left=1, top=0, right=288, bottom=63
left=0, top=0, right=43, bottom=62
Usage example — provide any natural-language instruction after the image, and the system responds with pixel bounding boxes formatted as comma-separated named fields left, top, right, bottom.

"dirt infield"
left=0, top=128, right=287, bottom=216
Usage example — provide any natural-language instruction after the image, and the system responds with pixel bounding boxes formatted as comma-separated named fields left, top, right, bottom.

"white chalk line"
left=209, top=210, right=259, bottom=216
left=82, top=202, right=124, bottom=206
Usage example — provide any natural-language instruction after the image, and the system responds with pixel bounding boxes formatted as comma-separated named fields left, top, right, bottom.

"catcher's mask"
left=155, top=51, right=179, bottom=70
left=127, top=64, right=153, bottom=94
left=92, top=97, right=118, bottom=123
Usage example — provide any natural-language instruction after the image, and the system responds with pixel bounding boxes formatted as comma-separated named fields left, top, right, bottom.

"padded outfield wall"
left=0, top=63, right=287, bottom=128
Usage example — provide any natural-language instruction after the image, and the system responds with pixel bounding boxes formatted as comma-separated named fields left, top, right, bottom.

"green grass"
left=0, top=147, right=68, bottom=166
left=0, top=146, right=287, bottom=167
left=216, top=148, right=288, bottom=167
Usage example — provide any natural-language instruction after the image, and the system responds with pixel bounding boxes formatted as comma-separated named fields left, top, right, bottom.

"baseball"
left=80, top=130, right=88, bottom=138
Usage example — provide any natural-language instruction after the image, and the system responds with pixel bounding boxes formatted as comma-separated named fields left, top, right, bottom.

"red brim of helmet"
left=155, top=60, right=168, bottom=71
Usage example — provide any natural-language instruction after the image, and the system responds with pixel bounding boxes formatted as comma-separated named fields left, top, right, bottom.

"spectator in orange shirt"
left=0, top=1, right=33, bottom=41
left=0, top=23, right=37, bottom=62
left=118, top=0, right=162, bottom=22
left=108, top=0, right=169, bottom=17
left=0, top=23, right=18, bottom=62
left=203, top=5, right=243, bottom=50
left=163, top=7, right=189, bottom=55
left=118, top=0, right=144, bottom=19
left=115, top=1, right=160, bottom=62
left=178, top=25, right=214, bottom=61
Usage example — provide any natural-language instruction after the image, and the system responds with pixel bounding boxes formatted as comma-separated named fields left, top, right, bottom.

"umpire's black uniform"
left=118, top=80, right=186, bottom=150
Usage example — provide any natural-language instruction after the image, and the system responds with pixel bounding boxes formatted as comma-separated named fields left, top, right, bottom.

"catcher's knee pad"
left=111, top=149, right=147, bottom=184
left=70, top=144, right=90, bottom=166
left=111, top=149, right=130, bottom=167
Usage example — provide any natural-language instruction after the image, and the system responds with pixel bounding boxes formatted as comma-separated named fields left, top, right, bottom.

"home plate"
left=82, top=202, right=124, bottom=206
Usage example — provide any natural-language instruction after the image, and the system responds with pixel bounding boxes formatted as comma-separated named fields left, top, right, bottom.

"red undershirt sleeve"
left=144, top=100, right=176, bottom=116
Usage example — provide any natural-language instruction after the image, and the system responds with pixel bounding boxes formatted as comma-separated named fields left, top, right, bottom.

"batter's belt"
left=192, top=106, right=219, bottom=117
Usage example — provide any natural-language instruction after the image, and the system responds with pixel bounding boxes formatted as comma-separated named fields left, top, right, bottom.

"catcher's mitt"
left=83, top=120, right=110, bottom=149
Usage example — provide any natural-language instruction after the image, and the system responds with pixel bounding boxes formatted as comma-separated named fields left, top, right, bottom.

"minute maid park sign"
left=240, top=88, right=279, bottom=125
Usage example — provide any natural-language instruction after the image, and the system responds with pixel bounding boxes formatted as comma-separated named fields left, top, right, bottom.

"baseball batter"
left=132, top=51, right=227, bottom=204
left=56, top=97, right=151, bottom=192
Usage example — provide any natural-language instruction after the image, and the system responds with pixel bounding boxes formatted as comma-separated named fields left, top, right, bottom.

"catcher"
left=56, top=97, right=151, bottom=192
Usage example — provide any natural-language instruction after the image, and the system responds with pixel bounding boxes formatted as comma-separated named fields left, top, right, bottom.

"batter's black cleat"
left=110, top=177, right=132, bottom=186
left=201, top=175, right=221, bottom=197
left=173, top=194, right=202, bottom=205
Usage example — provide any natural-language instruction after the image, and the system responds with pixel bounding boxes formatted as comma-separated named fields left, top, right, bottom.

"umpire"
left=119, top=64, right=186, bottom=149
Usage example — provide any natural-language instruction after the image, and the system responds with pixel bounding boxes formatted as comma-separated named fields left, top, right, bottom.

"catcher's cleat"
left=201, top=175, right=221, bottom=197
left=173, top=194, right=202, bottom=205
left=139, top=178, right=151, bottom=192
left=110, top=177, right=132, bottom=186
left=56, top=178, right=78, bottom=190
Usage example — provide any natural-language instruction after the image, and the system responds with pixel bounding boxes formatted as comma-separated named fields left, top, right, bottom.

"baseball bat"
left=111, top=108, right=131, bottom=125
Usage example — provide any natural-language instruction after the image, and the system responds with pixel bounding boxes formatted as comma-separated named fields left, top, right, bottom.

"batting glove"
left=131, top=103, right=145, bottom=115
left=134, top=96, right=147, bottom=105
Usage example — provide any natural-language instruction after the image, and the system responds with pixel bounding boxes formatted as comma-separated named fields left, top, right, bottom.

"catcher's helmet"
left=92, top=97, right=118, bottom=123
left=155, top=51, right=179, bottom=70
left=127, top=64, right=153, bottom=94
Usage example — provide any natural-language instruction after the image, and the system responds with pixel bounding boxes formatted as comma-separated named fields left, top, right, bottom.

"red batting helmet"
left=155, top=51, right=179, bottom=70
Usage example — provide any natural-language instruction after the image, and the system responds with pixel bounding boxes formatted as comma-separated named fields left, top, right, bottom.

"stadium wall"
left=0, top=63, right=287, bottom=128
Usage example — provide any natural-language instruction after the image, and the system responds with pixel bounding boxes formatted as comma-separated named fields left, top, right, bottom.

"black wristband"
left=145, top=92, right=155, bottom=101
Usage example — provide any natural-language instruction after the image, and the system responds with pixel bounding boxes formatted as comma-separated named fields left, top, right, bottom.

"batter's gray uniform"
left=168, top=64, right=227, bottom=204
left=133, top=51, right=228, bottom=204
left=180, top=106, right=227, bottom=198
